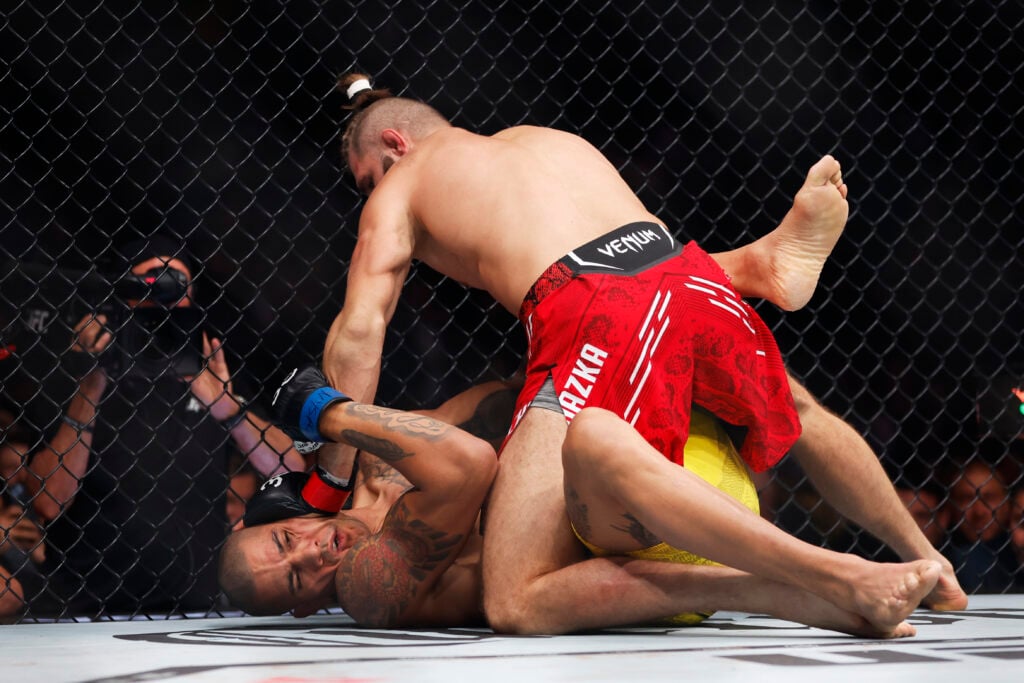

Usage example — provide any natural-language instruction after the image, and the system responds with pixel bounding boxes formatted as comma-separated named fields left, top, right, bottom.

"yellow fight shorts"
left=571, top=407, right=760, bottom=626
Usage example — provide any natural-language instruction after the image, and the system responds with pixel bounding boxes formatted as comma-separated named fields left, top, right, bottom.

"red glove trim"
left=300, top=469, right=351, bottom=512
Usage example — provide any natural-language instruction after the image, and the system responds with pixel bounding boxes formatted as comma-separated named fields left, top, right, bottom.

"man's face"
left=236, top=514, right=371, bottom=616
left=0, top=440, right=28, bottom=483
left=897, top=488, right=945, bottom=547
left=1012, top=489, right=1024, bottom=526
left=1010, top=489, right=1024, bottom=561
left=950, top=464, right=1008, bottom=543
left=348, top=146, right=399, bottom=197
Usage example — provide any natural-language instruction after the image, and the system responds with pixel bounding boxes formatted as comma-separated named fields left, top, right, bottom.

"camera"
left=92, top=266, right=204, bottom=379
left=5, top=261, right=205, bottom=381
left=96, top=303, right=204, bottom=379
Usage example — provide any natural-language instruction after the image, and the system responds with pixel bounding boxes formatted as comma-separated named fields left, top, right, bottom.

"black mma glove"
left=249, top=366, right=357, bottom=527
left=272, top=365, right=352, bottom=442
left=242, top=465, right=354, bottom=527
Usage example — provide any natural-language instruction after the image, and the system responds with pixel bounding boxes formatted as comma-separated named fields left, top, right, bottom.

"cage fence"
left=0, top=0, right=1022, bottom=621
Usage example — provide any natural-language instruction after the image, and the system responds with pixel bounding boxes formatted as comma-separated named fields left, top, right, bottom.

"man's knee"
left=481, top=506, right=589, bottom=634
left=484, top=590, right=536, bottom=634
left=562, top=409, right=596, bottom=470
left=563, top=407, right=623, bottom=474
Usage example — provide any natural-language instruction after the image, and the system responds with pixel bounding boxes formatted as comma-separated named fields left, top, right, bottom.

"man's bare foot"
left=776, top=586, right=917, bottom=639
left=755, top=155, right=849, bottom=311
left=673, top=567, right=918, bottom=639
left=922, top=554, right=969, bottom=611
left=847, top=559, right=941, bottom=632
left=887, top=620, right=918, bottom=638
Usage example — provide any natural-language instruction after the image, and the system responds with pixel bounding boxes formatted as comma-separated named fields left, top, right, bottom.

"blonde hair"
left=337, top=72, right=450, bottom=167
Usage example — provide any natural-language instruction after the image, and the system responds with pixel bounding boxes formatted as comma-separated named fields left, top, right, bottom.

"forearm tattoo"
left=337, top=497, right=465, bottom=627
left=336, top=403, right=448, bottom=463
left=341, top=429, right=413, bottom=463
left=611, top=512, right=660, bottom=548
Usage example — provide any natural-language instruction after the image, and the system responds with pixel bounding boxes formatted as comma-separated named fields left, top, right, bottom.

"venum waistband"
left=559, top=221, right=680, bottom=275
left=520, top=222, right=681, bottom=321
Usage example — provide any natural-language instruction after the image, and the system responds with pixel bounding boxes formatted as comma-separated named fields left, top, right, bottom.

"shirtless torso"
left=330, top=116, right=846, bottom=405
left=355, top=125, right=659, bottom=312
left=317, top=84, right=965, bottom=634
left=346, top=451, right=487, bottom=626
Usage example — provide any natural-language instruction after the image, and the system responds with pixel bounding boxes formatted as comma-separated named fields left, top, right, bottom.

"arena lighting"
left=1013, top=387, right=1024, bottom=416
left=977, top=372, right=1024, bottom=439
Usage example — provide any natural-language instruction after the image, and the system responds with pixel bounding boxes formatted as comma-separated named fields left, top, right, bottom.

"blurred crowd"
left=760, top=443, right=1024, bottom=595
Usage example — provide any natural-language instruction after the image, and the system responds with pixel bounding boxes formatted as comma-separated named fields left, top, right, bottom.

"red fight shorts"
left=505, top=222, right=800, bottom=472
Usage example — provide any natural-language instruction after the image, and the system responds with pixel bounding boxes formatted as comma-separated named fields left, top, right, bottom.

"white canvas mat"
left=2, top=594, right=1023, bottom=683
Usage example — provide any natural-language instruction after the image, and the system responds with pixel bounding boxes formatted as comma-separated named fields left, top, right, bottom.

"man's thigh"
left=482, top=408, right=583, bottom=597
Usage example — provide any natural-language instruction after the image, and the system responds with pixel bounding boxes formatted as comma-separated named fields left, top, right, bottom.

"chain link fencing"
left=1, top=1, right=1022, bottom=621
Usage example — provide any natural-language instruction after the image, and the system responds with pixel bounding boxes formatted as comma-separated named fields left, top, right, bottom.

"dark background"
left=2, top=0, right=1022, bottom=584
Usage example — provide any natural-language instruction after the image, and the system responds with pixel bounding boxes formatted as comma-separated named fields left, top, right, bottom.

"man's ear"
left=380, top=128, right=408, bottom=156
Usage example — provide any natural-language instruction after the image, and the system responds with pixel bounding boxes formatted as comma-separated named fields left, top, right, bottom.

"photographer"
left=0, top=485, right=46, bottom=618
left=1, top=402, right=46, bottom=617
left=23, top=236, right=304, bottom=617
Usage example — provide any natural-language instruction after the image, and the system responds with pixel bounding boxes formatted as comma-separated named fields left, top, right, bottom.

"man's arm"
left=417, top=379, right=522, bottom=451
left=318, top=401, right=496, bottom=627
left=186, top=333, right=305, bottom=476
left=354, top=378, right=520, bottom=491
left=272, top=369, right=496, bottom=627
left=322, top=197, right=414, bottom=401
left=27, top=314, right=110, bottom=522
left=320, top=199, right=415, bottom=496
left=27, top=371, right=104, bottom=522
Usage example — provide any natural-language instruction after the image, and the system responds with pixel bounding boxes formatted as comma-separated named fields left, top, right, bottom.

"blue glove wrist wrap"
left=300, top=386, right=348, bottom=441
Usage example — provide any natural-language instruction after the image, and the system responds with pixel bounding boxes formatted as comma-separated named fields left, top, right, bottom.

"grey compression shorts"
left=529, top=375, right=562, bottom=414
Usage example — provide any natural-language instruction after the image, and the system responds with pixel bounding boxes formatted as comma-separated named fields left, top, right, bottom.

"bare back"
left=396, top=126, right=660, bottom=313
left=329, top=124, right=660, bottom=401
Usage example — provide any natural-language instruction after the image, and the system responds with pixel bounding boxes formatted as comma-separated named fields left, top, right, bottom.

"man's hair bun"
left=338, top=73, right=392, bottom=111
